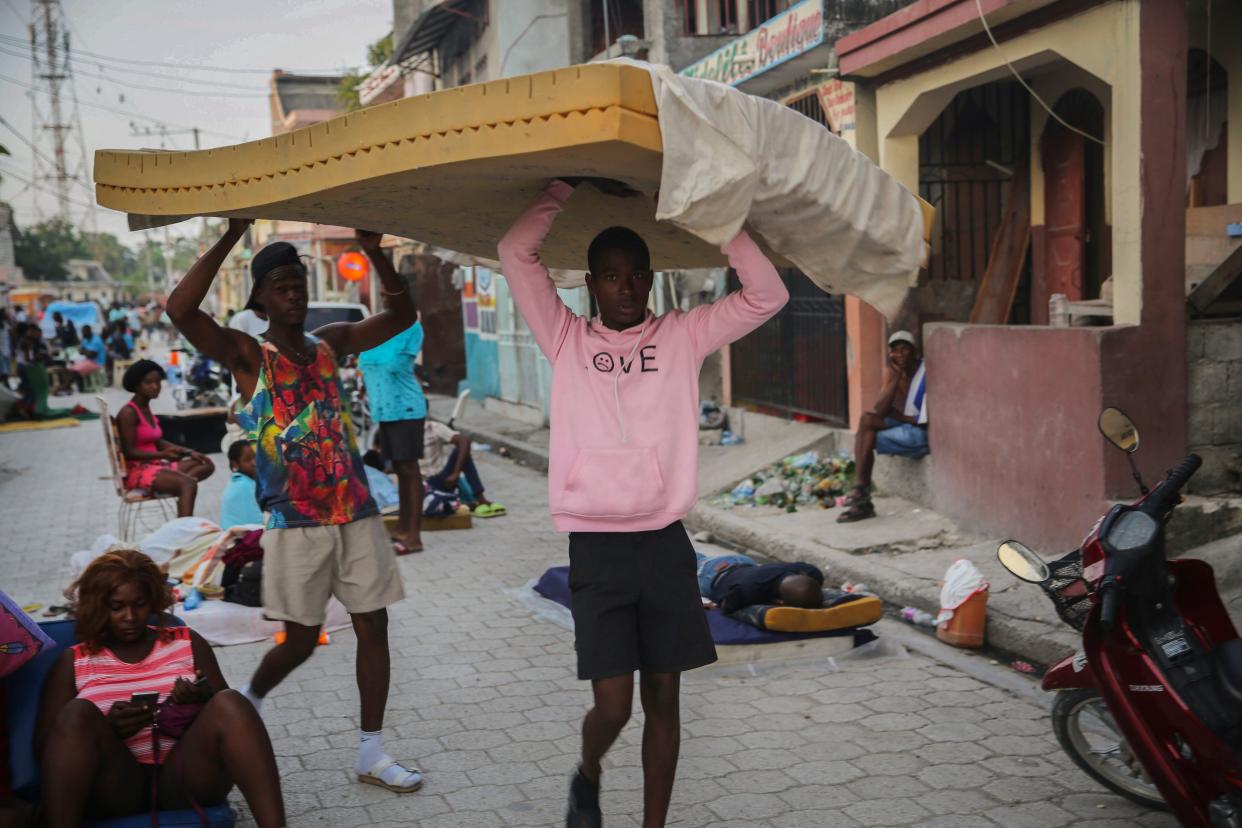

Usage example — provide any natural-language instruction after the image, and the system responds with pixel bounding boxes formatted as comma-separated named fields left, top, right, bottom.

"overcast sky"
left=0, top=0, right=391, bottom=242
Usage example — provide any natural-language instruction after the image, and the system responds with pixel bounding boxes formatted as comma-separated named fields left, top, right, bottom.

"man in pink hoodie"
left=498, top=178, right=788, bottom=828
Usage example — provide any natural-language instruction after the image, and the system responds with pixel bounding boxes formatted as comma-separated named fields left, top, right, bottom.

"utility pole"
left=29, top=0, right=72, bottom=219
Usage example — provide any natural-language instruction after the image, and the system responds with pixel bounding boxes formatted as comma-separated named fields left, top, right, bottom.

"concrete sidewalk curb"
left=684, top=502, right=1079, bottom=667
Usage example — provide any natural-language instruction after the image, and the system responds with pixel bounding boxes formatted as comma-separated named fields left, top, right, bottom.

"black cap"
left=246, top=242, right=305, bottom=311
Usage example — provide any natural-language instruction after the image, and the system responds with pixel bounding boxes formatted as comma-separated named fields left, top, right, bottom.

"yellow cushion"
left=760, top=596, right=883, bottom=633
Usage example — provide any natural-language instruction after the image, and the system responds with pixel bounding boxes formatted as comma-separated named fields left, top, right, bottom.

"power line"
left=0, top=41, right=270, bottom=91
left=0, top=72, right=247, bottom=141
left=0, top=166, right=102, bottom=214
left=0, top=0, right=25, bottom=23
left=0, top=112, right=57, bottom=168
left=0, top=31, right=355, bottom=76
left=0, top=43, right=271, bottom=97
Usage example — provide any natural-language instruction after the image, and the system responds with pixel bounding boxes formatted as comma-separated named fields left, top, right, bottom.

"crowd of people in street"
left=0, top=301, right=172, bottom=419
left=4, top=172, right=933, bottom=828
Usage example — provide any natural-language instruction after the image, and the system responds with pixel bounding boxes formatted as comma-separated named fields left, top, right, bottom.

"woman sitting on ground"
left=116, top=359, right=214, bottom=516
left=35, top=549, right=285, bottom=827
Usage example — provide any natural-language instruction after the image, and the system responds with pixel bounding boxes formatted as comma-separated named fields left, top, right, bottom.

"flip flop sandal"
left=359, top=758, right=424, bottom=793
left=392, top=541, right=423, bottom=556
left=836, top=501, right=877, bottom=523
left=473, top=503, right=507, bottom=518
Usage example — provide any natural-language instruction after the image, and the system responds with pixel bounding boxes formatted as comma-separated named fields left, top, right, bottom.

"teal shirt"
left=219, top=472, right=264, bottom=529
left=358, top=321, right=426, bottom=423
left=80, top=335, right=106, bottom=362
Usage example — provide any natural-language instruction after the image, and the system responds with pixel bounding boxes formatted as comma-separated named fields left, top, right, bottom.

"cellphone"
left=129, top=691, right=159, bottom=707
left=193, top=675, right=209, bottom=688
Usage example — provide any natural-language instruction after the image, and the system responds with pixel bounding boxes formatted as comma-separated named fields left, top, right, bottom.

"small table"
left=159, top=407, right=229, bottom=455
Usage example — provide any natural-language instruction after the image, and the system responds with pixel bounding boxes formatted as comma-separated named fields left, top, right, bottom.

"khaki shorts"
left=260, top=515, right=405, bottom=626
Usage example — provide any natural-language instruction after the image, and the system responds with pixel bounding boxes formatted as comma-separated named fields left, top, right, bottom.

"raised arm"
left=685, top=230, right=790, bottom=360
left=495, top=180, right=577, bottom=361
left=166, top=219, right=261, bottom=395
left=314, top=230, right=417, bottom=356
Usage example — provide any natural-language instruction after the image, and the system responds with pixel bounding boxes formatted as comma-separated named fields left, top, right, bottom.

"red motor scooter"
left=997, top=407, right=1242, bottom=827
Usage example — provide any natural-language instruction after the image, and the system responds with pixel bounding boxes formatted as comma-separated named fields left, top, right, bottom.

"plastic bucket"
left=937, top=589, right=988, bottom=648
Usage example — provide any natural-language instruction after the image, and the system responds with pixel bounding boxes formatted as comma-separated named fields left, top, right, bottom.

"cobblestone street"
left=0, top=392, right=1176, bottom=827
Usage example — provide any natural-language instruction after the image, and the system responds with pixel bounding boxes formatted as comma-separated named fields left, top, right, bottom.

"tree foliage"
left=10, top=215, right=205, bottom=289
left=338, top=32, right=395, bottom=112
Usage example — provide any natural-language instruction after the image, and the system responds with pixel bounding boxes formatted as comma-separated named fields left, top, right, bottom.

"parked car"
left=304, top=301, right=369, bottom=332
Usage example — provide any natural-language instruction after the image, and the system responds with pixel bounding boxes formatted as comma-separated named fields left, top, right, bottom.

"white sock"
left=358, top=729, right=384, bottom=772
left=239, top=683, right=264, bottom=712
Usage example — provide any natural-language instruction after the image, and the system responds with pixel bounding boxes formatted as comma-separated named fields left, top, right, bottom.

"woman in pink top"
left=116, top=359, right=215, bottom=516
left=36, top=549, right=285, bottom=827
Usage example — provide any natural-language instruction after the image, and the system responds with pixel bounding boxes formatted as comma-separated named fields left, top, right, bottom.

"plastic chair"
left=4, top=617, right=236, bottom=827
left=96, top=395, right=176, bottom=540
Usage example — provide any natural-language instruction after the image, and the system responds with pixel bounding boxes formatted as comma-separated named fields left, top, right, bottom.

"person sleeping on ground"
left=35, top=548, right=285, bottom=828
left=696, top=553, right=824, bottom=613
left=696, top=553, right=883, bottom=633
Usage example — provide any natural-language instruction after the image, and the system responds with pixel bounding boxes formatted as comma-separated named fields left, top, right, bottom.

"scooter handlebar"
left=1141, top=453, right=1202, bottom=518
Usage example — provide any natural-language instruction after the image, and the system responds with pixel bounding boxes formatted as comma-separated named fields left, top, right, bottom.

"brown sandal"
left=836, top=501, right=876, bottom=523
left=842, top=487, right=871, bottom=508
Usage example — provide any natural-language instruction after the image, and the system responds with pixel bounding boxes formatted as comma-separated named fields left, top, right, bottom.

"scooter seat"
left=1217, top=638, right=1242, bottom=704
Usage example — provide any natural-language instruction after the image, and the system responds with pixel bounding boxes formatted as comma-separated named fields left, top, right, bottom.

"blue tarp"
left=533, top=566, right=875, bottom=647
left=38, top=300, right=104, bottom=341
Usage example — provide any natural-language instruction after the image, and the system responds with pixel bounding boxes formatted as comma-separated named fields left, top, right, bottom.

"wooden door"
left=1042, top=123, right=1087, bottom=302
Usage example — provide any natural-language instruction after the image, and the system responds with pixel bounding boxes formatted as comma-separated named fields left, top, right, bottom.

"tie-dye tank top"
left=236, top=334, right=377, bottom=528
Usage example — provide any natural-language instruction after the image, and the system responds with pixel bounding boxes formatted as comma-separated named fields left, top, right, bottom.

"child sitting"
left=420, top=420, right=503, bottom=517
left=219, top=440, right=264, bottom=529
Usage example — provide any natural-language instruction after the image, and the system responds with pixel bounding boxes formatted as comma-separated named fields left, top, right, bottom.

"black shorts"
left=378, top=418, right=425, bottom=463
left=568, top=521, right=717, bottom=681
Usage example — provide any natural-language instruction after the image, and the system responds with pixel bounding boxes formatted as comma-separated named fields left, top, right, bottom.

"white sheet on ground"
left=619, top=58, right=924, bottom=321
left=173, top=596, right=351, bottom=647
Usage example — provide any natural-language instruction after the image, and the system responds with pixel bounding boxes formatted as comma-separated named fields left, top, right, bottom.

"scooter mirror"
left=997, top=540, right=1051, bottom=583
left=1098, top=407, right=1140, bottom=453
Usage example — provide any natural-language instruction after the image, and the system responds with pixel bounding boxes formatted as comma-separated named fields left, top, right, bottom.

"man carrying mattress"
left=167, top=221, right=424, bottom=795
left=498, top=178, right=788, bottom=828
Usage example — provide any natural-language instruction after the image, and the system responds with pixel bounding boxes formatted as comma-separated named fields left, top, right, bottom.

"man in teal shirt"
left=358, top=320, right=425, bottom=553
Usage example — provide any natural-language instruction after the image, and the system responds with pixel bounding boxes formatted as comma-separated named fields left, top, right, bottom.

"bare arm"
left=165, top=219, right=261, bottom=397
left=446, top=434, right=471, bottom=481
left=685, top=230, right=790, bottom=360
left=316, top=230, right=417, bottom=357
left=190, top=629, right=228, bottom=693
left=495, top=180, right=578, bottom=361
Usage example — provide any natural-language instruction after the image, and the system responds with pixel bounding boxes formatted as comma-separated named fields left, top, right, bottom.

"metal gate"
left=729, top=268, right=848, bottom=426
left=494, top=276, right=547, bottom=411
left=918, top=80, right=1029, bottom=285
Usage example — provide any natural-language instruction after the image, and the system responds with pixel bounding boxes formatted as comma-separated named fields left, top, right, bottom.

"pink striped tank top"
left=72, top=626, right=195, bottom=764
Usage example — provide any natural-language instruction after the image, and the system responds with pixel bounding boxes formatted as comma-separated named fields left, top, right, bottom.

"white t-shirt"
left=420, top=420, right=460, bottom=478
left=903, top=362, right=928, bottom=425
left=228, top=309, right=269, bottom=337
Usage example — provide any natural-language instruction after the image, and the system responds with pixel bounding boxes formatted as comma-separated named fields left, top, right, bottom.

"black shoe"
left=566, top=769, right=602, bottom=828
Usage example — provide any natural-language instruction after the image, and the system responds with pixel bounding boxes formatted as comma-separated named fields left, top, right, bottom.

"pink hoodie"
left=497, top=181, right=789, bottom=532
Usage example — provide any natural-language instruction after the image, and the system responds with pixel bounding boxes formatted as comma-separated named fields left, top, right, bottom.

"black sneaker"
left=566, top=769, right=602, bottom=828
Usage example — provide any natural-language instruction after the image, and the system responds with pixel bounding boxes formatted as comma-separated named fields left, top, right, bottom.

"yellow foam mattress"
left=94, top=64, right=749, bottom=271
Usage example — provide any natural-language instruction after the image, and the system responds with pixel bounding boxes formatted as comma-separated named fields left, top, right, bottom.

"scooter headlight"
left=1106, top=509, right=1159, bottom=552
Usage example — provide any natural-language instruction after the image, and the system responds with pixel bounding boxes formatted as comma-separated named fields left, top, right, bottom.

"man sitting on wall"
left=838, top=330, right=928, bottom=523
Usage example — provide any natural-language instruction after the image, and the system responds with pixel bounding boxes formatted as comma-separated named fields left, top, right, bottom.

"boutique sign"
left=680, top=0, right=825, bottom=87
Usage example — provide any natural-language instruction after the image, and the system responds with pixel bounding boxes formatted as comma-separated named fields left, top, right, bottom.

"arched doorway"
left=1041, top=88, right=1107, bottom=308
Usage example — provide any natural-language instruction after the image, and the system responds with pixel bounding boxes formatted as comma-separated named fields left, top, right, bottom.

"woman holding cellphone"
left=36, top=549, right=285, bottom=827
